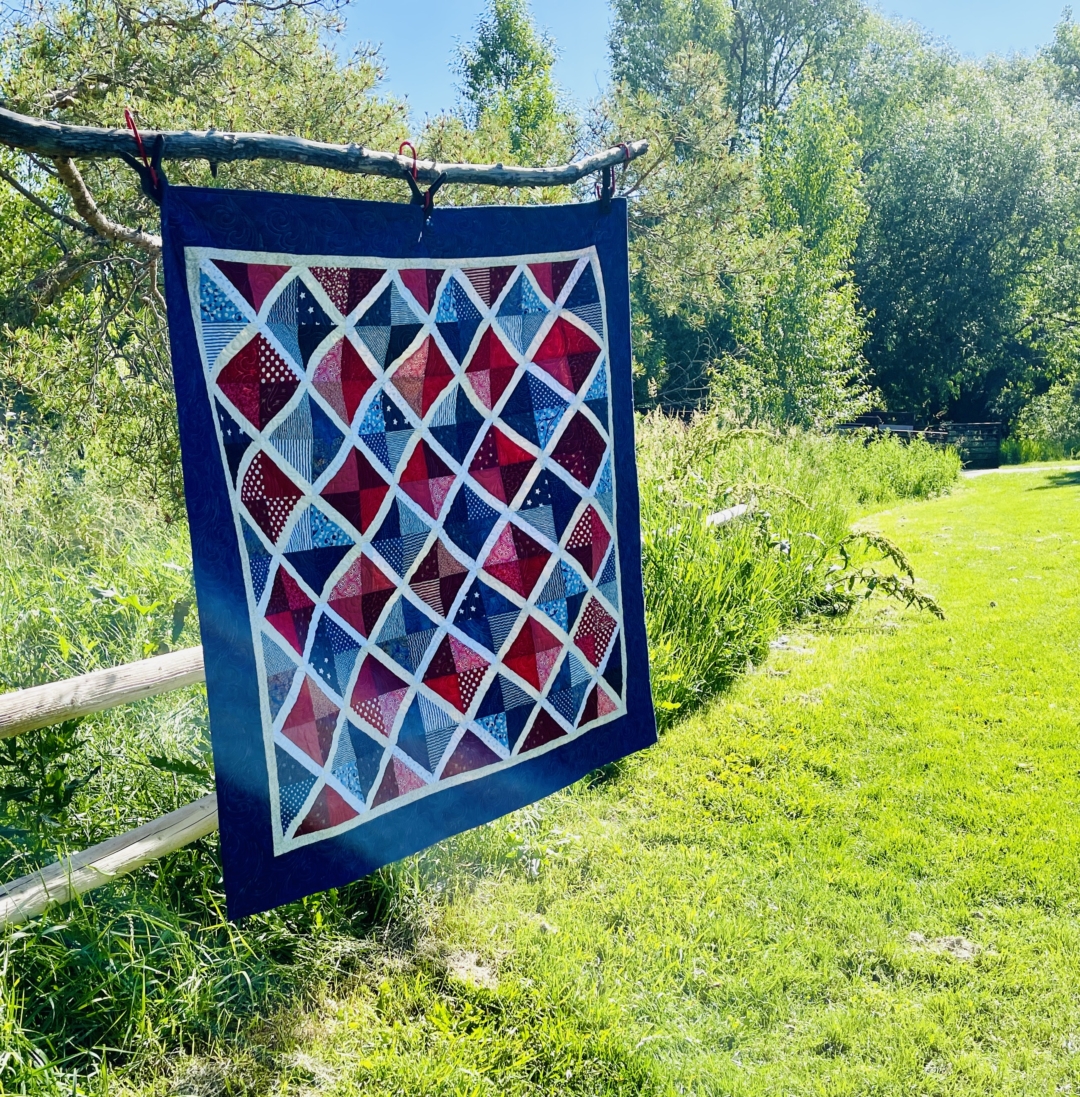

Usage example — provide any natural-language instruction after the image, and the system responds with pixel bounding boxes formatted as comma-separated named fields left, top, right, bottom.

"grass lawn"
left=118, top=466, right=1080, bottom=1093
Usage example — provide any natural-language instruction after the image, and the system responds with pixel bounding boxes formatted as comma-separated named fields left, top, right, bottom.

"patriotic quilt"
left=161, top=187, right=655, bottom=917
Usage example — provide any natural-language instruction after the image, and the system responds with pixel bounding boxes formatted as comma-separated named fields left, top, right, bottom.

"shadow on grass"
left=1030, top=471, right=1080, bottom=490
left=1, top=839, right=426, bottom=1078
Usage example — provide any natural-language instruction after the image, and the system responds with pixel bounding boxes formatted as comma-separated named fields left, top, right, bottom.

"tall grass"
left=0, top=417, right=960, bottom=1092
left=637, top=415, right=960, bottom=721
left=1000, top=435, right=1080, bottom=464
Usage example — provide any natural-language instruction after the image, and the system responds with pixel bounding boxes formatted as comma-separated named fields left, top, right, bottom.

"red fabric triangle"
left=463, top=265, right=515, bottom=307
left=295, top=783, right=359, bottom=834
left=441, top=731, right=501, bottom=778
left=520, top=709, right=567, bottom=753
left=399, top=268, right=446, bottom=312
left=321, top=448, right=390, bottom=534
left=212, top=260, right=290, bottom=312
left=465, top=328, right=518, bottom=409
left=310, top=267, right=383, bottom=316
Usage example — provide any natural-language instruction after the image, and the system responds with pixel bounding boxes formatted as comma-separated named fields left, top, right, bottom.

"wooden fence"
left=837, top=414, right=1002, bottom=468
left=0, top=648, right=216, bottom=927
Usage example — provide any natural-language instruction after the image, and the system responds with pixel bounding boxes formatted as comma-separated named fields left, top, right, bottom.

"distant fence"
left=940, top=423, right=1002, bottom=469
left=837, top=414, right=1001, bottom=469
left=0, top=648, right=215, bottom=928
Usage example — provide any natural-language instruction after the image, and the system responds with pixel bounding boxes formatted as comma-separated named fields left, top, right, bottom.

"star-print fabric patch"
left=166, top=189, right=654, bottom=919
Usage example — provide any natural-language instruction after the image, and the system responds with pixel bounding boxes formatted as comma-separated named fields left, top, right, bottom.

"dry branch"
left=1, top=105, right=647, bottom=187
left=0, top=165, right=94, bottom=234
left=0, top=794, right=219, bottom=927
left=0, top=646, right=205, bottom=739
left=52, top=156, right=162, bottom=253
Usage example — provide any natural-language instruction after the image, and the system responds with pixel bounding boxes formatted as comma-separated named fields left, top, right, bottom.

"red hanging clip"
left=125, top=109, right=158, bottom=189
left=399, top=140, right=418, bottom=185
left=398, top=140, right=446, bottom=217
left=120, top=109, right=167, bottom=205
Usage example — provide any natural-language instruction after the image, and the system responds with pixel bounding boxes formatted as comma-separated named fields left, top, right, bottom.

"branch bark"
left=52, top=156, right=162, bottom=254
left=0, top=166, right=95, bottom=234
left=1, top=105, right=647, bottom=187
left=32, top=252, right=97, bottom=308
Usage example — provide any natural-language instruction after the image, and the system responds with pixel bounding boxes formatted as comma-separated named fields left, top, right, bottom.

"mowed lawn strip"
left=184, top=469, right=1080, bottom=1096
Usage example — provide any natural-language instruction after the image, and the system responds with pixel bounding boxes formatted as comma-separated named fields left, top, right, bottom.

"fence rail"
left=0, top=647, right=213, bottom=928
left=0, top=646, right=205, bottom=738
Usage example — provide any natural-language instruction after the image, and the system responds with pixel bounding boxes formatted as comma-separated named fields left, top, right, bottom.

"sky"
left=343, top=0, right=1073, bottom=124
left=343, top=0, right=613, bottom=123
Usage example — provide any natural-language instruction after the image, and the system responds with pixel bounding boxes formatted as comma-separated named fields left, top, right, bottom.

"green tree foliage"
left=716, top=82, right=871, bottom=426
left=602, top=7, right=872, bottom=424
left=452, top=0, right=571, bottom=163
left=843, top=14, right=956, bottom=169
left=7, top=0, right=1080, bottom=489
left=856, top=66, right=1078, bottom=420
left=0, top=0, right=407, bottom=508
left=610, top=0, right=866, bottom=136
left=1047, top=6, right=1080, bottom=102
left=598, top=45, right=764, bottom=408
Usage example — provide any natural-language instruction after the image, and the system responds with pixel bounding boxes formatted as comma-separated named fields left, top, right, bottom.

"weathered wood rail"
left=0, top=648, right=215, bottom=927
left=0, top=646, right=205, bottom=738
left=0, top=106, right=648, bottom=187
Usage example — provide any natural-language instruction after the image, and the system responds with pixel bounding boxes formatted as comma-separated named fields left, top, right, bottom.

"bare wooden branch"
left=52, top=156, right=162, bottom=254
left=1, top=106, right=648, bottom=187
left=32, top=252, right=97, bottom=309
left=0, top=166, right=94, bottom=234
left=0, top=794, right=219, bottom=927
left=0, top=646, right=205, bottom=739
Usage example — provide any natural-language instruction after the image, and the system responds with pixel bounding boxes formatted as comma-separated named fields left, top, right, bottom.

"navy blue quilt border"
left=161, top=186, right=656, bottom=919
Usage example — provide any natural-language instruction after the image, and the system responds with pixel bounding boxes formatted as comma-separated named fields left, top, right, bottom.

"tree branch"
left=0, top=105, right=647, bottom=187
left=31, top=252, right=97, bottom=309
left=0, top=166, right=95, bottom=235
left=52, top=157, right=162, bottom=255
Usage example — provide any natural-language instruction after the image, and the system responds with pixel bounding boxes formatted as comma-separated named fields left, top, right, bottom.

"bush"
left=1002, top=378, right=1080, bottom=463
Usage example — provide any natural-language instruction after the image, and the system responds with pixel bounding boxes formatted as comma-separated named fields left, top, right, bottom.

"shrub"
left=1002, top=378, right=1080, bottom=463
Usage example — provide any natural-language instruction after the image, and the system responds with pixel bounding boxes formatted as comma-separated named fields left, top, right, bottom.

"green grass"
left=0, top=425, right=962, bottom=1092
left=119, top=464, right=1080, bottom=1096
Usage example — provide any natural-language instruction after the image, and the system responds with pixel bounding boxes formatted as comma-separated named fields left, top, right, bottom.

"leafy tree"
left=610, top=0, right=867, bottom=137
left=843, top=14, right=955, bottom=171
left=856, top=67, right=1075, bottom=420
left=454, top=0, right=570, bottom=162
left=0, top=0, right=407, bottom=508
left=608, top=0, right=731, bottom=106
left=715, top=81, right=872, bottom=426
left=602, top=15, right=872, bottom=423
left=595, top=44, right=765, bottom=408
left=1046, top=6, right=1080, bottom=102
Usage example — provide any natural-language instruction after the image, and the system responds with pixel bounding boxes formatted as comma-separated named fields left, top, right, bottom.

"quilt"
left=161, top=186, right=656, bottom=917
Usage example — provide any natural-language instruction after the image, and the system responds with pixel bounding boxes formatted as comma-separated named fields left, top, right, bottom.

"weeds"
left=637, top=413, right=958, bottom=722
left=826, top=531, right=946, bottom=619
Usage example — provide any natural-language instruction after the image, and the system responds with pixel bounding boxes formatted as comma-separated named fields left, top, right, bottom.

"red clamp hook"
left=398, top=141, right=446, bottom=216
left=125, top=109, right=158, bottom=189
left=120, top=108, right=167, bottom=204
